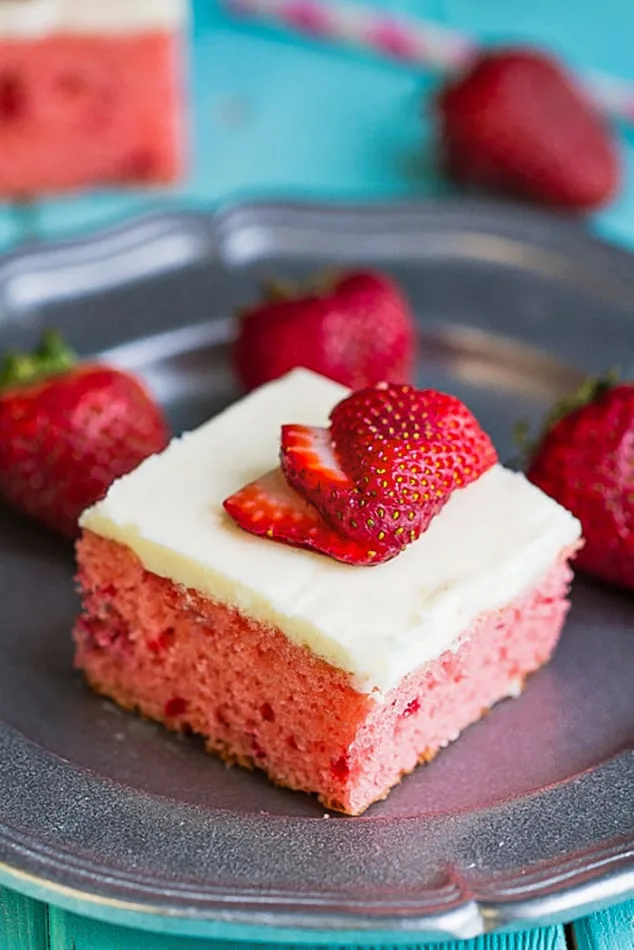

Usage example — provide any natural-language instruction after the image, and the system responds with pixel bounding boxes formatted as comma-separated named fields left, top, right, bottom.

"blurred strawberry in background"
left=225, top=2, right=625, bottom=213
left=436, top=48, right=620, bottom=210
left=234, top=270, right=417, bottom=391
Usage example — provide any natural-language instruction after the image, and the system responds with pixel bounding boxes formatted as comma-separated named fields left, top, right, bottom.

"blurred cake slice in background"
left=0, top=0, right=187, bottom=196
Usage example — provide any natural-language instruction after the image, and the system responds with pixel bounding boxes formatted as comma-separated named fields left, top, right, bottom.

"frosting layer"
left=81, top=369, right=581, bottom=693
left=0, top=1, right=185, bottom=37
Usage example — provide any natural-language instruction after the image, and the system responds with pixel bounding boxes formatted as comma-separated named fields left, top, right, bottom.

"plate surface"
left=0, top=201, right=633, bottom=941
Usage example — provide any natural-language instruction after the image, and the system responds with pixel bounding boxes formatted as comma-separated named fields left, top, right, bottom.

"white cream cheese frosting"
left=0, top=0, right=185, bottom=37
left=81, top=369, right=582, bottom=695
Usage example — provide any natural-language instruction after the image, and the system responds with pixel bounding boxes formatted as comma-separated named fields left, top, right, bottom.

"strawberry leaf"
left=0, top=329, right=76, bottom=391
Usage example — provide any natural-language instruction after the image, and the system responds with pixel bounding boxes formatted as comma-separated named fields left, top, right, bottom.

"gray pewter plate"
left=0, top=201, right=633, bottom=942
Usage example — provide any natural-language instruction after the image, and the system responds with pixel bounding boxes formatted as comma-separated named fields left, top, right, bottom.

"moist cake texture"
left=0, top=0, right=185, bottom=196
left=74, top=369, right=581, bottom=813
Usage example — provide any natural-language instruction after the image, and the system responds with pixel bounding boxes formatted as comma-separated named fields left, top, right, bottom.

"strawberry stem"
left=260, top=277, right=298, bottom=303
left=512, top=419, right=531, bottom=451
left=514, top=368, right=620, bottom=463
left=0, top=329, right=77, bottom=390
left=542, top=369, right=619, bottom=432
left=259, top=270, right=342, bottom=304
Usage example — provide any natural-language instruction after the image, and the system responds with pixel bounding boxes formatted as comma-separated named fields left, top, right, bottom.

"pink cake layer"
left=73, top=531, right=574, bottom=814
left=0, top=31, right=183, bottom=196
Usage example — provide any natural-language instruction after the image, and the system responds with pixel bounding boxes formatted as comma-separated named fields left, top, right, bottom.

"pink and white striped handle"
left=224, top=0, right=634, bottom=124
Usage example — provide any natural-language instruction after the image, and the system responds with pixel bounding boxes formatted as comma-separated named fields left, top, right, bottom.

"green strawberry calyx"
left=259, top=270, right=343, bottom=304
left=541, top=369, right=620, bottom=433
left=236, top=272, right=343, bottom=323
left=514, top=369, right=620, bottom=460
left=0, top=329, right=76, bottom=392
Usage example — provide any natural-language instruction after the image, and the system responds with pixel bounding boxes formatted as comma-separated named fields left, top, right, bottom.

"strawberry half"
left=223, top=469, right=398, bottom=566
left=234, top=270, right=416, bottom=391
left=280, top=423, right=353, bottom=504
left=0, top=330, right=170, bottom=536
left=282, top=383, right=498, bottom=551
left=280, top=422, right=420, bottom=548
left=527, top=376, right=633, bottom=590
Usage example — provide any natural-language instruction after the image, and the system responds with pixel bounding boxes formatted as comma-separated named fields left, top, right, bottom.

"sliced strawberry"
left=280, top=423, right=352, bottom=503
left=223, top=469, right=398, bottom=566
left=282, top=383, right=498, bottom=550
left=280, top=421, right=419, bottom=548
left=226, top=384, right=497, bottom=565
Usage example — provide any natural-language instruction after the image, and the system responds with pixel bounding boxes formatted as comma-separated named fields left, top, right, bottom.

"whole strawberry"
left=0, top=330, right=170, bottom=536
left=436, top=48, right=620, bottom=210
left=527, top=377, right=633, bottom=590
left=234, top=271, right=416, bottom=391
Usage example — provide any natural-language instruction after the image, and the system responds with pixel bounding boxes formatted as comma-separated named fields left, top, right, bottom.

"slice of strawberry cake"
left=0, top=0, right=186, bottom=196
left=74, top=369, right=581, bottom=814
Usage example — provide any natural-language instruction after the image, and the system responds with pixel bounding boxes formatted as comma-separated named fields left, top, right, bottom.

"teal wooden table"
left=1, top=886, right=634, bottom=949
left=1, top=1, right=633, bottom=947
left=2, top=0, right=634, bottom=251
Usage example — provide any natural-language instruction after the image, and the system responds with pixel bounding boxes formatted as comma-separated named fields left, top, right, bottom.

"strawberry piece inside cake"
left=74, top=369, right=581, bottom=814
left=0, top=0, right=185, bottom=196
